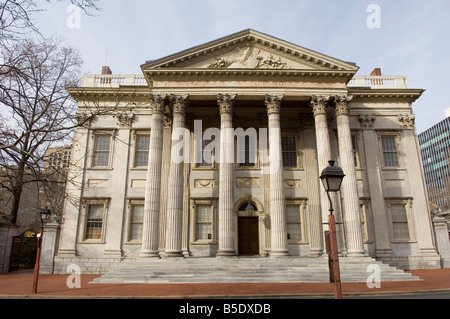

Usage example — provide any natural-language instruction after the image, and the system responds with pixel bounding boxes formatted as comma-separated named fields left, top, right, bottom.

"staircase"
left=92, top=256, right=420, bottom=284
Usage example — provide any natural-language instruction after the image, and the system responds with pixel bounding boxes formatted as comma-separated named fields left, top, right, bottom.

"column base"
left=216, top=249, right=236, bottom=257
left=163, top=251, right=184, bottom=258
left=269, top=250, right=290, bottom=257
left=346, top=251, right=367, bottom=257
left=139, top=250, right=160, bottom=258
left=308, top=249, right=324, bottom=258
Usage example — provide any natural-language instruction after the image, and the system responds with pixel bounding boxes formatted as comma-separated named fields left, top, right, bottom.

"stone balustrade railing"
left=81, top=74, right=148, bottom=87
left=80, top=74, right=408, bottom=90
left=347, top=75, right=408, bottom=89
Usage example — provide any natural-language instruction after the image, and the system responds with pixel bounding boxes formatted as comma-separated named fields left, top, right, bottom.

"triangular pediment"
left=141, top=29, right=359, bottom=72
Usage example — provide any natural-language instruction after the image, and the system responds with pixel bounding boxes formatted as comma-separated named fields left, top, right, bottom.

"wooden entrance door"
left=238, top=217, right=259, bottom=255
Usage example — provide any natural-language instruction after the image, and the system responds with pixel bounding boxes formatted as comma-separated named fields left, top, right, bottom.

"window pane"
left=239, top=136, right=256, bottom=167
left=130, top=205, right=144, bottom=240
left=381, top=136, right=399, bottom=167
left=282, top=136, right=297, bottom=167
left=135, top=135, right=149, bottom=167
left=286, top=205, right=302, bottom=240
left=286, top=205, right=301, bottom=222
left=381, top=136, right=396, bottom=151
left=196, top=224, right=211, bottom=240
left=196, top=205, right=212, bottom=240
left=199, top=138, right=214, bottom=167
left=94, top=152, right=110, bottom=167
left=135, top=151, right=148, bottom=167
left=383, top=152, right=399, bottom=167
left=196, top=205, right=212, bottom=222
left=352, top=135, right=359, bottom=167
left=93, top=135, right=111, bottom=167
left=136, top=135, right=150, bottom=151
left=391, top=204, right=410, bottom=239
left=86, top=205, right=103, bottom=240
left=95, top=135, right=111, bottom=151
left=391, top=205, right=407, bottom=222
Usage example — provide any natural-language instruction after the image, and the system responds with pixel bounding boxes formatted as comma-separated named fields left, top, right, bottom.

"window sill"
left=80, top=240, right=106, bottom=244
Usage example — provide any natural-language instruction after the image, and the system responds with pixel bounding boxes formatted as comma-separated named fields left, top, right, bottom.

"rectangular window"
left=85, top=204, right=104, bottom=240
left=351, top=134, right=360, bottom=167
left=135, top=134, right=150, bottom=167
left=93, top=134, right=111, bottom=167
left=359, top=201, right=369, bottom=242
left=195, top=205, right=213, bottom=241
left=238, top=135, right=256, bottom=167
left=130, top=204, right=144, bottom=241
left=286, top=205, right=302, bottom=241
left=391, top=204, right=410, bottom=240
left=197, top=137, right=214, bottom=167
left=282, top=136, right=297, bottom=168
left=381, top=136, right=399, bottom=167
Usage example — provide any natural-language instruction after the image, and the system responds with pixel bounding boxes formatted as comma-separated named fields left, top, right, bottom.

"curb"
left=1, top=289, right=450, bottom=299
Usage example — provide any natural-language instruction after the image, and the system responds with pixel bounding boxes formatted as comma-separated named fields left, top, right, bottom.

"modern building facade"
left=419, top=111, right=450, bottom=210
left=53, top=29, right=441, bottom=273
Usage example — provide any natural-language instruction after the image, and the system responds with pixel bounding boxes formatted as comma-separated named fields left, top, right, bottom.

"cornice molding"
left=348, top=88, right=424, bottom=103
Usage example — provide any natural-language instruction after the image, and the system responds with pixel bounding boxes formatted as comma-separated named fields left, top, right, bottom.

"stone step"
left=92, top=256, right=420, bottom=284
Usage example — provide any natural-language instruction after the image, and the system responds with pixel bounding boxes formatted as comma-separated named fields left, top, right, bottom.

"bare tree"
left=0, top=37, right=83, bottom=224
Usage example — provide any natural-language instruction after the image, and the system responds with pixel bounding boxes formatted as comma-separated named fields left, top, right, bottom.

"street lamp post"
left=32, top=208, right=51, bottom=294
left=320, top=160, right=345, bottom=300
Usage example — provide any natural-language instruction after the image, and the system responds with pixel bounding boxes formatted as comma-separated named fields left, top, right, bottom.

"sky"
left=35, top=0, right=450, bottom=134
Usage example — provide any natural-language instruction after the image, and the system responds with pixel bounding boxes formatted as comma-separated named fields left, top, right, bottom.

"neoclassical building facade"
left=54, top=29, right=441, bottom=273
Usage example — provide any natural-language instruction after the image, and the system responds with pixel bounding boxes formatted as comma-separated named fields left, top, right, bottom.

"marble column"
left=311, top=96, right=333, bottom=226
left=165, top=95, right=189, bottom=257
left=266, top=95, right=289, bottom=256
left=140, top=94, right=166, bottom=258
left=217, top=94, right=236, bottom=257
left=334, top=95, right=365, bottom=256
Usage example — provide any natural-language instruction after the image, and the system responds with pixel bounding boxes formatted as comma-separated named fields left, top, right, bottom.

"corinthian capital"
left=310, top=95, right=330, bottom=116
left=170, top=94, right=189, bottom=115
left=218, top=94, right=236, bottom=115
left=333, top=95, right=353, bottom=116
left=265, top=94, right=283, bottom=115
left=358, top=114, right=376, bottom=129
left=398, top=114, right=415, bottom=129
left=149, top=94, right=167, bottom=114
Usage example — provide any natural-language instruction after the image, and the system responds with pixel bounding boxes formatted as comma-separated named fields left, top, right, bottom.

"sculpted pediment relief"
left=196, top=44, right=296, bottom=69
left=142, top=29, right=359, bottom=72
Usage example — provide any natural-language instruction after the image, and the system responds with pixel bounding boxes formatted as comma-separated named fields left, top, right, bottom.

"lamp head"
left=320, top=161, right=345, bottom=192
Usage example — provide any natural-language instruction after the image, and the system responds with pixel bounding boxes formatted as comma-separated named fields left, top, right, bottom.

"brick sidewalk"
left=0, top=268, right=450, bottom=298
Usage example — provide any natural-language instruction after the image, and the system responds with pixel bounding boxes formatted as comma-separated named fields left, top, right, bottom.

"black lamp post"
left=32, top=208, right=52, bottom=294
left=319, top=160, right=345, bottom=299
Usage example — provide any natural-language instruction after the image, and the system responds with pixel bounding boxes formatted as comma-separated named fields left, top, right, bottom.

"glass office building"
left=419, top=112, right=450, bottom=209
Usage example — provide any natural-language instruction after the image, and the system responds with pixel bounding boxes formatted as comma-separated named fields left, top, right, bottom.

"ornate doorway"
left=237, top=202, right=259, bottom=255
